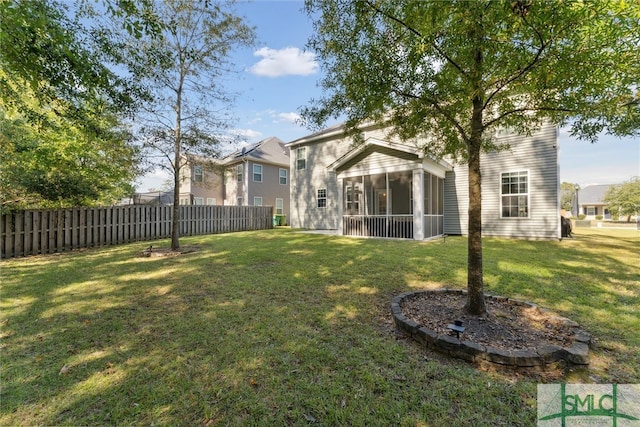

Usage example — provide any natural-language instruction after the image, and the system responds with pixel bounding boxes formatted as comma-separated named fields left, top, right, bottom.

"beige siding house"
left=288, top=122, right=560, bottom=240
left=179, top=137, right=291, bottom=222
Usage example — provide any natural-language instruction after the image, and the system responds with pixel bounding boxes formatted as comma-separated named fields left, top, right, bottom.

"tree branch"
left=389, top=87, right=470, bottom=144
left=483, top=105, right=575, bottom=129
left=363, top=0, right=468, bottom=78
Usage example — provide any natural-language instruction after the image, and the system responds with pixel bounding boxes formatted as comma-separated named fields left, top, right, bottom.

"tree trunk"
left=171, top=88, right=183, bottom=251
left=464, top=137, right=487, bottom=315
left=171, top=161, right=180, bottom=251
left=464, top=15, right=487, bottom=316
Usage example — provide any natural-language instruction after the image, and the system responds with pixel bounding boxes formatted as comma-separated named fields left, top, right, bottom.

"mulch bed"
left=401, top=292, right=575, bottom=351
left=139, top=245, right=200, bottom=258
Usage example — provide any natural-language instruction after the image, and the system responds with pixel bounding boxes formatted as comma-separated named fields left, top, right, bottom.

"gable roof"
left=579, top=184, right=617, bottom=204
left=327, top=137, right=453, bottom=172
left=224, top=136, right=289, bottom=167
left=287, top=119, right=389, bottom=147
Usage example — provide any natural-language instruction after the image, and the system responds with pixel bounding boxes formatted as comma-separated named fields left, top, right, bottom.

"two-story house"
left=179, top=136, right=291, bottom=223
left=287, top=122, right=560, bottom=240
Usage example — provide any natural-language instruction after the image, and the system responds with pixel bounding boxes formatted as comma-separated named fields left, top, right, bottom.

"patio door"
left=376, top=189, right=390, bottom=215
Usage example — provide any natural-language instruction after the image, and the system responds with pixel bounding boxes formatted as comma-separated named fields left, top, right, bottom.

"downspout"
left=555, top=126, right=561, bottom=240
left=243, top=158, right=249, bottom=205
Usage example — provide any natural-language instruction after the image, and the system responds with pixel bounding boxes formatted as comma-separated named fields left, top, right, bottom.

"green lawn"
left=1, top=228, right=638, bottom=426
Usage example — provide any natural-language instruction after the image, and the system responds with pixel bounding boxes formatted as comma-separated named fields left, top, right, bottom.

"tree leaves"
left=302, top=0, right=640, bottom=148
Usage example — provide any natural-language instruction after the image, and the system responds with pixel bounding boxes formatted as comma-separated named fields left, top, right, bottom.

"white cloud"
left=276, top=112, right=301, bottom=124
left=230, top=128, right=263, bottom=140
left=248, top=47, right=318, bottom=77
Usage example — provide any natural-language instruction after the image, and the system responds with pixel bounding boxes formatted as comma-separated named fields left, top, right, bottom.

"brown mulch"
left=139, top=245, right=200, bottom=258
left=401, top=292, right=575, bottom=351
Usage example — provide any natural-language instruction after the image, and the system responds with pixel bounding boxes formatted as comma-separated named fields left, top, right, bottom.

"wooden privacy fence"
left=1, top=205, right=273, bottom=259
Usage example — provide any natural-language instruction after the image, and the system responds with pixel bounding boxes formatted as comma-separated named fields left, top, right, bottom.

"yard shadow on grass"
left=1, top=229, right=638, bottom=425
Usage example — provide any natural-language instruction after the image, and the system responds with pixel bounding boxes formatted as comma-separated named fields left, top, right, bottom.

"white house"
left=576, top=184, right=614, bottom=219
left=287, top=122, right=560, bottom=240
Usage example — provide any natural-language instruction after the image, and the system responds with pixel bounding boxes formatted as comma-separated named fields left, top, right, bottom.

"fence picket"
left=1, top=205, right=272, bottom=258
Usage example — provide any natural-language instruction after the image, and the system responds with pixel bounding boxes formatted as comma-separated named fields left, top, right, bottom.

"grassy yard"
left=1, top=228, right=638, bottom=426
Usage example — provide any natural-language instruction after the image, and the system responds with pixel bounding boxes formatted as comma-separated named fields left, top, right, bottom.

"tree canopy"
left=0, top=0, right=148, bottom=210
left=302, top=0, right=640, bottom=314
left=604, top=178, right=640, bottom=221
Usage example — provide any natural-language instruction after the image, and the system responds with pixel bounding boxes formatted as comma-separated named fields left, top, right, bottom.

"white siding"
left=290, top=138, right=353, bottom=229
left=339, top=147, right=420, bottom=177
left=444, top=123, right=559, bottom=239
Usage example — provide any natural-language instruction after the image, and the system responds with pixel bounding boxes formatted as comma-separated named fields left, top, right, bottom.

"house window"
left=237, top=197, right=243, bottom=206
left=254, top=196, right=263, bottom=206
left=296, top=147, right=306, bottom=170
left=317, top=188, right=327, bottom=208
left=180, top=198, right=189, bottom=205
left=587, top=207, right=596, bottom=216
left=279, top=168, right=288, bottom=185
left=207, top=198, right=216, bottom=205
left=501, top=171, right=529, bottom=218
left=194, top=165, right=203, bottom=182
left=236, top=164, right=243, bottom=182
left=194, top=197, right=204, bottom=205
left=275, top=198, right=284, bottom=215
left=253, top=164, right=263, bottom=182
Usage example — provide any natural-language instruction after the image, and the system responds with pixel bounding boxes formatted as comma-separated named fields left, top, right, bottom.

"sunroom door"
left=376, top=189, right=389, bottom=215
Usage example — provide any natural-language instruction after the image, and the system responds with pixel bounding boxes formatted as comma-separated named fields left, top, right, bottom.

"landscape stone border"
left=391, top=289, right=591, bottom=370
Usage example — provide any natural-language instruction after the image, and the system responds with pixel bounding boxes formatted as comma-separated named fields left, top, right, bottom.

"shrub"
left=578, top=214, right=586, bottom=220
left=596, top=215, right=603, bottom=220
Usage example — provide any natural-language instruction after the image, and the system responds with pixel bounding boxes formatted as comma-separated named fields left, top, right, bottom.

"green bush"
left=578, top=214, right=586, bottom=220
left=596, top=215, right=603, bottom=220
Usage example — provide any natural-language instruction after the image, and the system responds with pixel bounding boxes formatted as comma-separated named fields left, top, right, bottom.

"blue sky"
left=137, top=0, right=639, bottom=191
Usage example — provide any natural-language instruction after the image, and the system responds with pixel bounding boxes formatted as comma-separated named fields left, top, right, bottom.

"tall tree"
left=0, top=0, right=144, bottom=210
left=120, top=0, right=255, bottom=250
left=0, top=0, right=143, bottom=128
left=0, top=104, right=139, bottom=211
left=302, top=0, right=640, bottom=315
left=604, top=178, right=640, bottom=222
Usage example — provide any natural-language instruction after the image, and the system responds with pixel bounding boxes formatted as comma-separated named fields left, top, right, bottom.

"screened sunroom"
left=331, top=139, right=452, bottom=240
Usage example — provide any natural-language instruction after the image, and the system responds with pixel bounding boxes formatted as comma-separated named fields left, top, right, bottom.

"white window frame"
left=253, top=164, right=263, bottom=182
left=279, top=168, right=288, bottom=185
left=253, top=196, right=263, bottom=206
left=207, top=198, right=216, bottom=205
left=586, top=207, right=596, bottom=216
left=236, top=164, right=243, bottom=182
left=275, top=198, right=284, bottom=215
left=296, top=147, right=306, bottom=170
left=194, top=197, right=204, bottom=206
left=317, top=188, right=327, bottom=208
left=500, top=170, right=529, bottom=218
left=193, top=165, right=203, bottom=183
left=237, top=197, right=243, bottom=206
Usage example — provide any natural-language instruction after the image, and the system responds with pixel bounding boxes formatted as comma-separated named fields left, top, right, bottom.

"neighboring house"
left=179, top=155, right=225, bottom=206
left=118, top=191, right=174, bottom=206
left=287, top=122, right=560, bottom=240
left=577, top=184, right=615, bottom=219
left=179, top=136, right=291, bottom=221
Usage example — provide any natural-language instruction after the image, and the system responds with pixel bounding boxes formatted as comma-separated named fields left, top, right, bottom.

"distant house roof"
left=579, top=184, right=617, bottom=205
left=224, top=136, right=289, bottom=166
